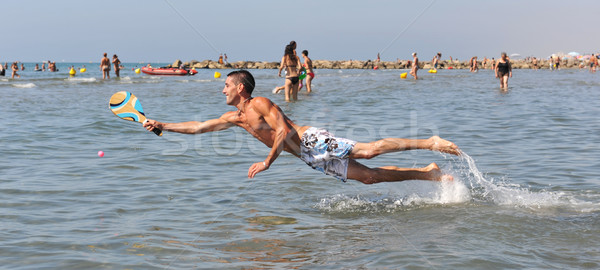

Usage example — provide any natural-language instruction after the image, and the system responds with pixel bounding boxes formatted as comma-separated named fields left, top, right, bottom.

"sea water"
left=1, top=64, right=599, bottom=269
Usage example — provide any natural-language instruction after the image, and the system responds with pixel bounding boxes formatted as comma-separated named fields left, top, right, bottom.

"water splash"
left=457, top=151, right=562, bottom=207
left=316, top=151, right=600, bottom=213
left=455, top=151, right=600, bottom=212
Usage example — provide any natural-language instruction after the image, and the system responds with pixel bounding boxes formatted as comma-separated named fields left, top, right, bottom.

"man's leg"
left=346, top=159, right=450, bottom=184
left=349, top=136, right=460, bottom=159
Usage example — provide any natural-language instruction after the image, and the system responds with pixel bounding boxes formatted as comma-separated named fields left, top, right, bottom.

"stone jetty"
left=170, top=58, right=587, bottom=70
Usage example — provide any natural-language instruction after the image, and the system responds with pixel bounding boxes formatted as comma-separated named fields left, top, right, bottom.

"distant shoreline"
left=172, top=58, right=588, bottom=70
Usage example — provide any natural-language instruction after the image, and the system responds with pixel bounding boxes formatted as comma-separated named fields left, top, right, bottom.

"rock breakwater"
left=171, top=58, right=586, bottom=70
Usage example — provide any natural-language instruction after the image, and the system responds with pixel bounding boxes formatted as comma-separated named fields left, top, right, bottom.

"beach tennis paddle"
left=109, top=91, right=162, bottom=136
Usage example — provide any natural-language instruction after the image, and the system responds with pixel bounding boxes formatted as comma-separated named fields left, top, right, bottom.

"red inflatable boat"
left=141, top=67, right=198, bottom=76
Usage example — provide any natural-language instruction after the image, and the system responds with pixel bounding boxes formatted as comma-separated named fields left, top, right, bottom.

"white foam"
left=439, top=179, right=472, bottom=204
left=66, top=77, right=97, bottom=82
left=315, top=179, right=471, bottom=213
left=569, top=194, right=600, bottom=213
left=12, top=83, right=36, bottom=88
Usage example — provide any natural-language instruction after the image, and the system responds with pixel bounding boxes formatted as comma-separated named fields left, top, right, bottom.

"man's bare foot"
left=424, top=163, right=453, bottom=181
left=429, top=136, right=460, bottom=156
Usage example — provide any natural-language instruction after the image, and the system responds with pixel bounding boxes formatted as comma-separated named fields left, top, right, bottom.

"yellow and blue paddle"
left=109, top=91, right=162, bottom=136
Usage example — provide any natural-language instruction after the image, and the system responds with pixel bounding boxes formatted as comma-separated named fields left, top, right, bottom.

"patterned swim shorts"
left=300, top=127, right=356, bottom=182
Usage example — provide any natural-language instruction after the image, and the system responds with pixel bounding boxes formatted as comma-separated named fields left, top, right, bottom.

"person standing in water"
left=301, top=50, right=315, bottom=93
left=409, top=52, right=419, bottom=80
left=112, top=54, right=121, bottom=78
left=469, top=56, right=479, bottom=72
left=11, top=62, right=20, bottom=78
left=495, top=52, right=512, bottom=89
left=100, top=53, right=111, bottom=79
left=589, top=54, right=598, bottom=73
left=432, top=52, right=441, bottom=70
left=277, top=43, right=302, bottom=102
left=554, top=55, right=561, bottom=70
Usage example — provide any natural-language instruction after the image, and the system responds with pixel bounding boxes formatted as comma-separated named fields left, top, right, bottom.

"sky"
left=2, top=0, right=599, bottom=63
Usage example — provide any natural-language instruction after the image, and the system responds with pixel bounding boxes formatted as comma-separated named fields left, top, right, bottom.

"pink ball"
left=98, top=151, right=104, bottom=157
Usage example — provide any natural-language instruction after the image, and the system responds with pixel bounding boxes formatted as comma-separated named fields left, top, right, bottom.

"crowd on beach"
left=2, top=47, right=598, bottom=89
left=271, top=40, right=566, bottom=93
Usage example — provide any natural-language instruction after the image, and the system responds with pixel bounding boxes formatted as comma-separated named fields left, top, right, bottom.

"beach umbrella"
left=510, top=53, right=521, bottom=59
left=568, top=51, right=581, bottom=57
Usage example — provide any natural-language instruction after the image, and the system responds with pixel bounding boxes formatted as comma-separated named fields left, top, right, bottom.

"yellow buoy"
left=400, top=72, right=407, bottom=79
left=69, top=68, right=76, bottom=75
left=135, top=68, right=141, bottom=74
left=214, top=71, right=221, bottom=78
left=80, top=68, right=86, bottom=73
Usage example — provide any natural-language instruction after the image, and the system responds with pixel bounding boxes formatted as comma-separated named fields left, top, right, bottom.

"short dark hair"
left=302, top=50, right=308, bottom=56
left=227, top=70, right=255, bottom=95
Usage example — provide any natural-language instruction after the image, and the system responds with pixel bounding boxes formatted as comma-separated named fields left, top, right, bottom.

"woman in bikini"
left=301, top=50, right=315, bottom=93
left=278, top=44, right=302, bottom=102
left=11, top=62, right=20, bottom=78
left=112, top=54, right=121, bottom=78
left=409, top=52, right=419, bottom=80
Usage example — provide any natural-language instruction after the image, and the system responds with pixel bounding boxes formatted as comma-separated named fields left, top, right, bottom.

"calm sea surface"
left=1, top=63, right=600, bottom=269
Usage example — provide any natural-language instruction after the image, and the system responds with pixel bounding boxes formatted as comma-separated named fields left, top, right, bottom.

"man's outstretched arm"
left=143, top=113, right=235, bottom=135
